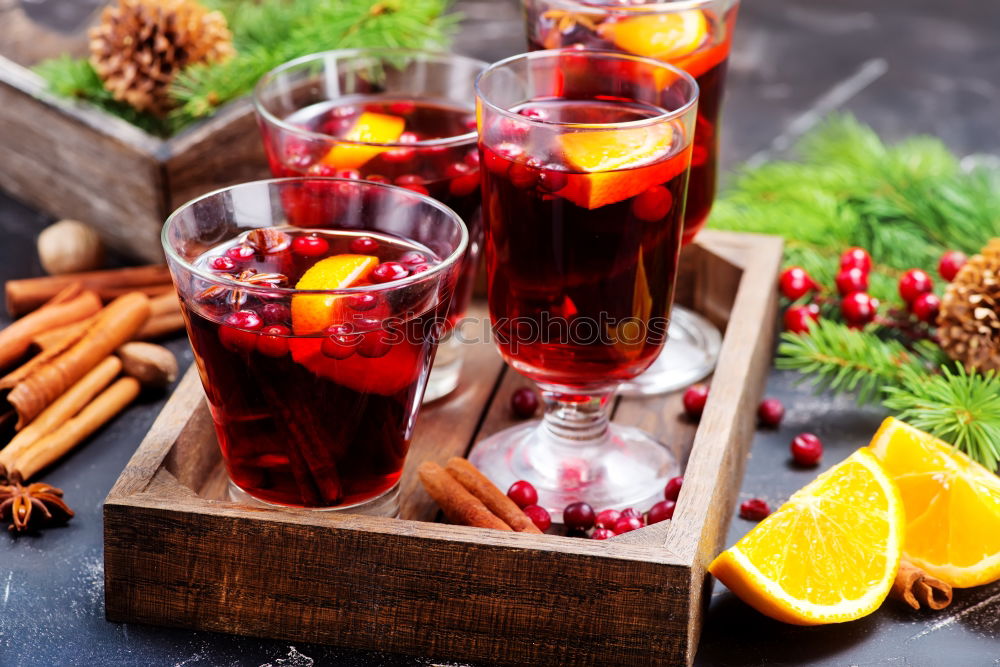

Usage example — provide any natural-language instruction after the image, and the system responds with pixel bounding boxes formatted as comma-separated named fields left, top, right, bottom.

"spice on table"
left=444, top=457, right=541, bottom=533
left=0, top=478, right=74, bottom=533
left=0, top=284, right=101, bottom=370
left=417, top=461, right=511, bottom=531
left=5, top=264, right=171, bottom=317
left=890, top=558, right=952, bottom=611
left=37, top=219, right=105, bottom=276
left=117, top=342, right=178, bottom=389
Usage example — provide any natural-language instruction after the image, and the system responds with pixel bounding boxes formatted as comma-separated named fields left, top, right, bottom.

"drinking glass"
left=469, top=49, right=699, bottom=515
left=253, top=49, right=488, bottom=402
left=524, top=0, right=740, bottom=394
left=163, top=178, right=468, bottom=516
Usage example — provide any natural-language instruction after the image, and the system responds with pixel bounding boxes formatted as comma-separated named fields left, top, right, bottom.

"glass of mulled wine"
left=469, top=49, right=699, bottom=515
left=524, top=0, right=740, bottom=395
left=253, top=49, right=488, bottom=402
left=162, top=178, right=467, bottom=516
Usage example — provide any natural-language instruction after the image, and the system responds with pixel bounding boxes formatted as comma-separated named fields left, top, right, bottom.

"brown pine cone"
left=937, top=239, right=1000, bottom=372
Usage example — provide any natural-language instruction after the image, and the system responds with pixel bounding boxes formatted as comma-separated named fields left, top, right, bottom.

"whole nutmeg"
left=116, top=342, right=178, bottom=389
left=37, top=219, right=105, bottom=275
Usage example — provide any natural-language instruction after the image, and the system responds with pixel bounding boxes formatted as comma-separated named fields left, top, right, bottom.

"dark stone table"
left=2, top=0, right=998, bottom=664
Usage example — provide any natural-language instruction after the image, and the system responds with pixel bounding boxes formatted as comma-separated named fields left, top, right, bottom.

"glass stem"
left=538, top=387, right=615, bottom=444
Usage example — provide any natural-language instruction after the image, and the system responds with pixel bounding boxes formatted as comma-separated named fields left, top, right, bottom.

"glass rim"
left=252, top=47, right=488, bottom=149
left=161, top=177, right=470, bottom=297
left=475, top=48, right=698, bottom=131
left=530, top=0, right=735, bottom=14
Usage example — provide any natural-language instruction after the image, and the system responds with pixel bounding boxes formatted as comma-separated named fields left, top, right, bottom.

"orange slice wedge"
left=868, top=417, right=1000, bottom=588
left=709, top=449, right=904, bottom=625
left=598, top=11, right=708, bottom=62
left=291, top=254, right=378, bottom=334
left=320, top=111, right=405, bottom=169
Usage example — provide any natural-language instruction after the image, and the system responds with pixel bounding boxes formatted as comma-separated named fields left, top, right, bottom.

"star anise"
left=0, top=479, right=74, bottom=533
left=246, top=228, right=291, bottom=254
left=197, top=269, right=289, bottom=308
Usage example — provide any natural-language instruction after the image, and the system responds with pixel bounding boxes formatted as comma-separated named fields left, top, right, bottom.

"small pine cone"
left=88, top=0, right=234, bottom=115
left=937, top=238, right=1000, bottom=372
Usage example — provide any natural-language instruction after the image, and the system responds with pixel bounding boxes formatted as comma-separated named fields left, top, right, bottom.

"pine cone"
left=88, top=0, right=234, bottom=115
left=937, top=239, right=1000, bottom=372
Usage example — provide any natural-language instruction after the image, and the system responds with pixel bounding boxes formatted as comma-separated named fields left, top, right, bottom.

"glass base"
left=228, top=479, right=400, bottom=517
left=620, top=305, right=722, bottom=397
left=468, top=421, right=679, bottom=522
left=423, top=335, right=463, bottom=403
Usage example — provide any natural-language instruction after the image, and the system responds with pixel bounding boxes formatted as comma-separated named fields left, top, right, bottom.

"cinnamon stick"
left=11, top=376, right=141, bottom=480
left=445, top=457, right=542, bottom=533
left=5, top=265, right=171, bottom=316
left=135, top=311, right=186, bottom=340
left=0, top=285, right=101, bottom=369
left=890, top=558, right=952, bottom=611
left=4, top=293, right=150, bottom=427
left=32, top=316, right=97, bottom=352
left=148, top=291, right=181, bottom=318
left=418, top=461, right=512, bottom=531
left=0, top=356, right=121, bottom=471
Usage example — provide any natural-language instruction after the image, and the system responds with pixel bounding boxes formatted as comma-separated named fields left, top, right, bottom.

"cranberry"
left=784, top=304, right=820, bottom=333
left=464, top=150, right=480, bottom=168
left=591, top=528, right=615, bottom=540
left=517, top=107, right=548, bottom=121
left=382, top=146, right=416, bottom=164
left=395, top=174, right=424, bottom=187
left=841, top=292, right=878, bottom=326
left=365, top=174, right=390, bottom=184
left=522, top=505, right=551, bottom=531
left=912, top=292, right=940, bottom=323
left=256, top=324, right=290, bottom=357
left=219, top=310, right=262, bottom=352
left=226, top=244, right=255, bottom=263
left=507, top=480, right=538, bottom=508
left=563, top=502, right=596, bottom=531
left=631, top=185, right=673, bottom=222
left=401, top=183, right=429, bottom=196
left=938, top=250, right=967, bottom=282
left=484, top=144, right=522, bottom=175
left=448, top=171, right=480, bottom=198
left=739, top=498, right=771, bottom=521
left=307, top=163, right=339, bottom=177
left=291, top=235, right=329, bottom=257
left=594, top=508, right=621, bottom=530
left=536, top=167, right=569, bottom=193
left=835, top=267, right=868, bottom=296
left=791, top=432, right=823, bottom=466
left=682, top=384, right=709, bottom=418
left=757, top=398, right=785, bottom=428
left=400, top=251, right=426, bottom=266
left=335, top=168, right=361, bottom=180
left=647, top=500, right=676, bottom=524
left=346, top=293, right=378, bottom=311
left=612, top=516, right=643, bottom=535
left=899, top=269, right=934, bottom=304
left=508, top=163, right=539, bottom=189
left=357, top=329, right=392, bottom=358
left=778, top=266, right=816, bottom=301
left=350, top=236, right=379, bottom=254
left=463, top=117, right=478, bottom=131
left=321, top=324, right=358, bottom=359
left=510, top=387, right=539, bottom=418
left=840, top=247, right=872, bottom=274
left=209, top=256, right=235, bottom=271
left=352, top=316, right=382, bottom=332
left=371, top=261, right=409, bottom=283
left=664, top=476, right=683, bottom=501
left=260, top=302, right=290, bottom=325
left=620, top=507, right=643, bottom=522
left=398, top=132, right=419, bottom=144
left=388, top=100, right=416, bottom=115
left=690, top=144, right=709, bottom=167
left=410, top=264, right=431, bottom=275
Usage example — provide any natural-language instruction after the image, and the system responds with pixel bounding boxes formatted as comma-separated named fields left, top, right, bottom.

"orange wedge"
left=291, top=254, right=378, bottom=334
left=598, top=11, right=708, bottom=62
left=320, top=111, right=405, bottom=169
left=868, top=418, right=1000, bottom=588
left=709, top=449, right=904, bottom=625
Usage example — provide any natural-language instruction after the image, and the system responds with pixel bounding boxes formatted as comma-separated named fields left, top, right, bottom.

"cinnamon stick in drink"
left=890, top=558, right=952, bottom=611
left=418, top=461, right=512, bottom=531
left=5, top=265, right=171, bottom=316
left=0, top=285, right=101, bottom=369
left=445, top=457, right=542, bottom=533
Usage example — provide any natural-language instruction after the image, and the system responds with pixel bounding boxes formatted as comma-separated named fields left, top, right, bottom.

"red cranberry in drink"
left=631, top=185, right=673, bottom=222
left=388, top=100, right=416, bottom=115
left=464, top=149, right=480, bottom=168
left=791, top=433, right=823, bottom=466
left=395, top=174, right=424, bottom=188
left=382, top=146, right=416, bottom=164
left=209, top=256, right=235, bottom=271
left=308, top=163, right=338, bottom=177
left=400, top=251, right=427, bottom=266
left=522, top=504, right=551, bottom=531
left=260, top=302, right=290, bottom=325
left=682, top=384, right=709, bottom=418
left=778, top=266, right=816, bottom=301
left=938, top=250, right=967, bottom=282
left=784, top=304, right=820, bottom=333
left=371, top=262, right=409, bottom=283
left=507, top=480, right=538, bottom=508
left=256, top=324, right=290, bottom=358
left=835, top=267, right=868, bottom=296
left=739, top=498, right=771, bottom=521
left=899, top=269, right=933, bottom=304
left=664, top=476, right=683, bottom=501
left=219, top=310, right=262, bottom=352
left=591, top=528, right=615, bottom=540
left=612, top=515, right=643, bottom=535
left=484, top=144, right=522, bottom=176
left=757, top=398, right=785, bottom=428
left=647, top=500, right=676, bottom=524
left=291, top=235, right=329, bottom=257
left=563, top=502, right=596, bottom=531
left=912, top=292, right=940, bottom=323
left=350, top=236, right=379, bottom=254
left=449, top=173, right=480, bottom=198
left=321, top=324, right=358, bottom=360
left=409, top=264, right=431, bottom=275
left=357, top=329, right=392, bottom=358
left=346, top=293, right=378, bottom=311
left=365, top=174, right=390, bottom=184
left=594, top=508, right=621, bottom=530
left=510, top=387, right=539, bottom=418
left=841, top=292, right=878, bottom=326
left=620, top=507, right=643, bottom=522
left=518, top=107, right=548, bottom=121
left=226, top=244, right=255, bottom=263
left=508, top=162, right=539, bottom=189
left=334, top=168, right=361, bottom=180
left=536, top=166, right=568, bottom=193
left=840, top=247, right=872, bottom=274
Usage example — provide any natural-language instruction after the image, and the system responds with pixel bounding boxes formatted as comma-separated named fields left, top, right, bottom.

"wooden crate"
left=104, top=231, right=783, bottom=666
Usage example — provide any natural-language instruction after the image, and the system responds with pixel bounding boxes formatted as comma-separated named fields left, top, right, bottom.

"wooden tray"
left=104, top=230, right=783, bottom=666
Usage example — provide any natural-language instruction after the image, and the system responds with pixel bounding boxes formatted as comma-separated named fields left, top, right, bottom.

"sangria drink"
left=162, top=179, right=467, bottom=515
left=469, top=50, right=699, bottom=516
left=254, top=49, right=487, bottom=401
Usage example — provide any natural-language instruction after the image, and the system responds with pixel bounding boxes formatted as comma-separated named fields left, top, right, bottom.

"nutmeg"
left=116, top=342, right=178, bottom=389
left=37, top=220, right=105, bottom=275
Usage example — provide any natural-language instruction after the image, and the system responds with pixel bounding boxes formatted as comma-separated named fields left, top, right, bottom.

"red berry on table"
left=612, top=515, right=644, bottom=535
left=594, top=508, right=621, bottom=530
left=778, top=266, right=816, bottom=301
left=682, top=384, right=709, bottom=418
left=291, top=235, right=329, bottom=257
left=349, top=236, right=379, bottom=254
left=522, top=504, right=551, bottom=532
left=256, top=324, right=290, bottom=358
left=620, top=507, right=643, bottom=522
left=841, top=292, right=878, bottom=326
left=912, top=292, right=941, bottom=323
left=791, top=432, right=823, bottom=466
left=563, top=502, right=596, bottom=531
left=371, top=261, right=409, bottom=283
left=209, top=255, right=235, bottom=271
left=783, top=304, right=820, bottom=333
left=839, top=247, right=872, bottom=274
left=898, top=269, right=934, bottom=304
left=664, top=476, right=683, bottom=501
left=938, top=250, right=967, bottom=282
left=739, top=498, right=771, bottom=521
left=591, top=527, right=615, bottom=540
left=757, top=398, right=785, bottom=428
left=510, top=387, right=539, bottom=418
left=507, top=480, right=538, bottom=509
left=834, top=267, right=868, bottom=296
left=647, top=500, right=676, bottom=524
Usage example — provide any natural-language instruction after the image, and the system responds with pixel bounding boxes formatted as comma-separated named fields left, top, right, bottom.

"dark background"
left=1, top=0, right=999, bottom=665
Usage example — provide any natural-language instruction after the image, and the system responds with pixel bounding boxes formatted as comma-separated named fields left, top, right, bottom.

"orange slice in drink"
left=291, top=254, right=379, bottom=334
left=598, top=10, right=708, bottom=62
left=320, top=112, right=405, bottom=169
